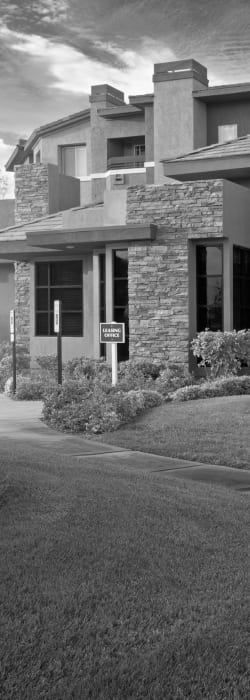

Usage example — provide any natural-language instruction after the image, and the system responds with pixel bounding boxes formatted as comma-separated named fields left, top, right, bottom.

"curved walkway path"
left=0, top=394, right=250, bottom=493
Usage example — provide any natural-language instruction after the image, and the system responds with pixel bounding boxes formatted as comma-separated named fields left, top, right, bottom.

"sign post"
left=54, top=300, right=62, bottom=385
left=10, top=309, right=16, bottom=393
left=99, top=322, right=125, bottom=386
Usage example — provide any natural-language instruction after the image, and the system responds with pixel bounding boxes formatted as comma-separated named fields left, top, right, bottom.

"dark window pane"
left=114, top=307, right=127, bottom=323
left=62, top=313, right=83, bottom=336
left=36, top=288, right=48, bottom=311
left=114, top=280, right=128, bottom=307
left=197, top=277, right=207, bottom=305
left=197, top=306, right=208, bottom=332
left=36, top=263, right=48, bottom=286
left=207, top=277, right=222, bottom=306
left=99, top=254, right=105, bottom=282
left=100, top=281, right=105, bottom=309
left=196, top=246, right=206, bottom=275
left=50, top=287, right=82, bottom=311
left=197, top=246, right=222, bottom=275
left=114, top=250, right=128, bottom=278
left=36, top=313, right=49, bottom=336
left=50, top=261, right=82, bottom=286
left=207, top=305, right=223, bottom=331
left=206, top=247, right=222, bottom=275
left=233, top=246, right=250, bottom=330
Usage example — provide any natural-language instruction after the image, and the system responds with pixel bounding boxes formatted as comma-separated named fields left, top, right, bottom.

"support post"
left=54, top=300, right=62, bottom=385
left=10, top=309, right=16, bottom=394
left=111, top=342, right=118, bottom=386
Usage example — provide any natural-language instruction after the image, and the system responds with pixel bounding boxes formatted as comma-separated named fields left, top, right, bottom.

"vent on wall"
left=113, top=173, right=125, bottom=185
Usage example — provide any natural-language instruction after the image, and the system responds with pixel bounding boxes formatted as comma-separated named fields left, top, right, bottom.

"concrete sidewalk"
left=0, top=394, right=250, bottom=493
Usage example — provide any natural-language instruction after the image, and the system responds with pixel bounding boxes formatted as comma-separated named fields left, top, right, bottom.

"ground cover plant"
left=1, top=440, right=250, bottom=699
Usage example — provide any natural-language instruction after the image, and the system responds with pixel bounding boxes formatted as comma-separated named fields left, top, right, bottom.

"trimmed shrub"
left=141, top=389, right=164, bottom=409
left=191, top=329, right=250, bottom=379
left=14, top=377, right=47, bottom=401
left=171, top=375, right=250, bottom=402
left=64, top=356, right=109, bottom=381
left=0, top=342, right=30, bottom=392
left=155, top=364, right=195, bottom=396
left=34, top=354, right=58, bottom=377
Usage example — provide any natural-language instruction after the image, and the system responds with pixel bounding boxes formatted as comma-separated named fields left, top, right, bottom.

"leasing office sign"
left=100, top=322, right=125, bottom=344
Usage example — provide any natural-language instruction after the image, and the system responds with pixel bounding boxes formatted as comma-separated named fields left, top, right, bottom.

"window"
left=218, top=124, right=237, bottom=143
left=233, top=246, right=250, bottom=330
left=35, top=261, right=83, bottom=336
left=60, top=145, right=87, bottom=178
left=35, top=150, right=41, bottom=163
left=134, top=144, right=145, bottom=157
left=113, top=249, right=129, bottom=361
left=99, top=254, right=106, bottom=358
left=196, top=246, right=223, bottom=331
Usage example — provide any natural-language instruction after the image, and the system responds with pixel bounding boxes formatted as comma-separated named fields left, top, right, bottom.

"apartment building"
left=0, top=58, right=249, bottom=366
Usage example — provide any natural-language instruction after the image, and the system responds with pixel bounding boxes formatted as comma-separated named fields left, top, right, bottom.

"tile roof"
left=164, top=134, right=250, bottom=163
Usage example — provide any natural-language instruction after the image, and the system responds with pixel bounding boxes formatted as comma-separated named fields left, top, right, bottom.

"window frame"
left=35, top=260, right=83, bottom=337
left=218, top=123, right=238, bottom=143
left=59, top=143, right=87, bottom=178
left=196, top=244, right=223, bottom=332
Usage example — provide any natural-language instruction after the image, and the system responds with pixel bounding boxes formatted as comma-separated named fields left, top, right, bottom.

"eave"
left=0, top=224, right=157, bottom=261
left=97, top=105, right=143, bottom=119
left=162, top=154, right=250, bottom=181
left=193, top=83, right=250, bottom=103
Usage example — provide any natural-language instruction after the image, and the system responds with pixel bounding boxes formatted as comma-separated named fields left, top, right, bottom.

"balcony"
left=107, top=154, right=145, bottom=170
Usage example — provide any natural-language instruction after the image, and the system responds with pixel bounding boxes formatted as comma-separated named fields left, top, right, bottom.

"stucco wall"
left=39, top=121, right=91, bottom=172
left=126, top=180, right=224, bottom=366
left=0, top=199, right=15, bottom=229
left=154, top=77, right=207, bottom=184
left=207, top=101, right=250, bottom=145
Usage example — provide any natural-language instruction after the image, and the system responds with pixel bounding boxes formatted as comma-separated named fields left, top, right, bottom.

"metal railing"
left=107, top=155, right=145, bottom=170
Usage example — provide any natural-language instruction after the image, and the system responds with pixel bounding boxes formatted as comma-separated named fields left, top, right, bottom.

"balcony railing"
left=107, top=155, right=145, bottom=170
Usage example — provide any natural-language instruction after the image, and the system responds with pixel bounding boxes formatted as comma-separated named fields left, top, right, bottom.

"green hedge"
left=171, top=375, right=250, bottom=402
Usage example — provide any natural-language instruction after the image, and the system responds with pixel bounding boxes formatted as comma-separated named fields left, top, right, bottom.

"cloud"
left=0, top=24, right=175, bottom=98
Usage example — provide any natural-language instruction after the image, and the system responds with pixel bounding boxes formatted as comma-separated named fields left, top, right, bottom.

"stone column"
left=14, top=164, right=50, bottom=348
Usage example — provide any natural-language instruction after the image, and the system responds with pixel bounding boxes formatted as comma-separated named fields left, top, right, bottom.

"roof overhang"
left=193, top=83, right=250, bottom=103
left=162, top=154, right=250, bottom=181
left=97, top=105, right=143, bottom=119
left=0, top=224, right=157, bottom=261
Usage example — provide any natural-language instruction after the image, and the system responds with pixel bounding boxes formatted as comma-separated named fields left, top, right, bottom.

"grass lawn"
left=1, top=439, right=250, bottom=699
left=99, top=395, right=250, bottom=470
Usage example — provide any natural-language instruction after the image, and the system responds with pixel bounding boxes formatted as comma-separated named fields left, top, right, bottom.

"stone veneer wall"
left=14, top=164, right=50, bottom=347
left=126, top=179, right=224, bottom=365
left=15, top=164, right=50, bottom=225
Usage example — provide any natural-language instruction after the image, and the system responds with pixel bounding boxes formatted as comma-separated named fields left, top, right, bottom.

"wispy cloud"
left=0, top=0, right=250, bottom=171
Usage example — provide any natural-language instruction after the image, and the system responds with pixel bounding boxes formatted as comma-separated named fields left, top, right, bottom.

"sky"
left=0, top=0, right=250, bottom=194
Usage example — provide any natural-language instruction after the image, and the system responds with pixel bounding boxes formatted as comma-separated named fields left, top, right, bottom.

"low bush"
left=155, top=363, right=195, bottom=396
left=42, top=381, right=163, bottom=434
left=14, top=376, right=48, bottom=401
left=191, top=329, right=250, bottom=379
left=34, top=354, right=59, bottom=377
left=171, top=375, right=250, bottom=402
left=0, top=342, right=30, bottom=392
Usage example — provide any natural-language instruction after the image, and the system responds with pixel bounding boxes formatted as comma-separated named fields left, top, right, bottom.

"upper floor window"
left=35, top=150, right=41, bottom=163
left=60, top=144, right=87, bottom=178
left=218, top=124, right=237, bottom=143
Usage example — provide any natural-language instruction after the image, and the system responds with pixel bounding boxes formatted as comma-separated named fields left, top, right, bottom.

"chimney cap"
left=153, top=59, right=208, bottom=86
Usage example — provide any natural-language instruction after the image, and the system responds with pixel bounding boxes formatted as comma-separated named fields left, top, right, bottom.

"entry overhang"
left=26, top=223, right=157, bottom=251
left=0, top=224, right=157, bottom=260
